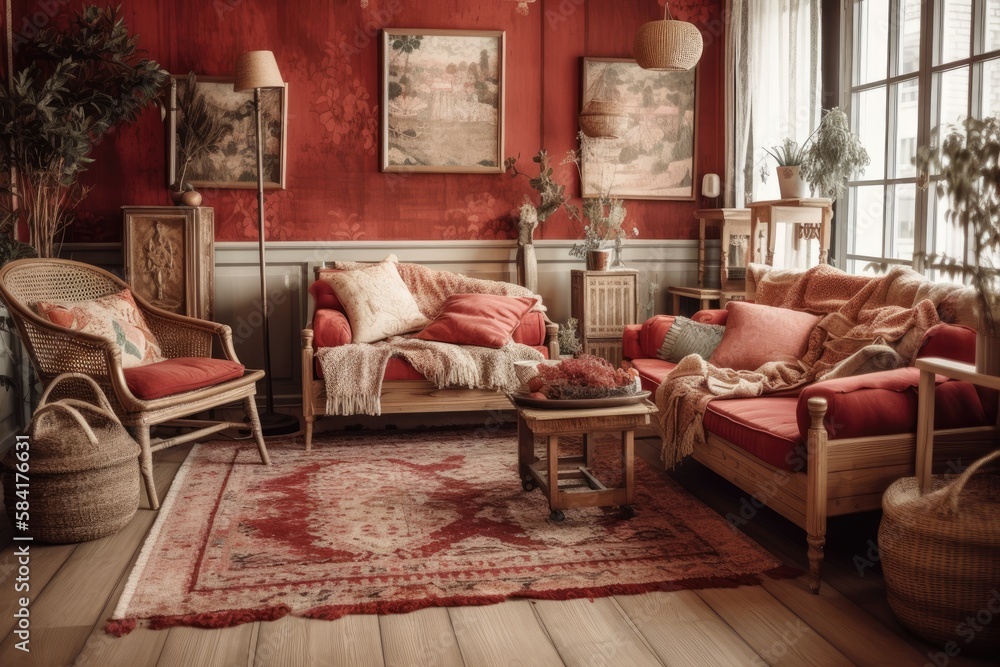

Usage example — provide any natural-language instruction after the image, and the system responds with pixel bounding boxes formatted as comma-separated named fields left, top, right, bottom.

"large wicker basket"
left=2, top=374, right=141, bottom=543
left=878, top=450, right=1000, bottom=656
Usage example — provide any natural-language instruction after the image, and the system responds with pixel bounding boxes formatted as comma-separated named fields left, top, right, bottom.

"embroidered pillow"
left=33, top=289, right=166, bottom=368
left=414, top=294, right=539, bottom=348
left=709, top=301, right=822, bottom=371
left=656, top=316, right=726, bottom=362
left=322, top=256, right=429, bottom=343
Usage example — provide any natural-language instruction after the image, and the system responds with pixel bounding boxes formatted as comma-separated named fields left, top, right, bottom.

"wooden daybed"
left=301, top=266, right=559, bottom=449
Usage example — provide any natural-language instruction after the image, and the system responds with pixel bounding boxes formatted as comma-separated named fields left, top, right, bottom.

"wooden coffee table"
left=512, top=399, right=658, bottom=522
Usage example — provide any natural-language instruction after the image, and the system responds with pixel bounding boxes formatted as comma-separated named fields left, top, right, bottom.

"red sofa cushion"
left=917, top=323, right=976, bottom=363
left=796, top=367, right=994, bottom=441
left=414, top=294, right=538, bottom=348
left=123, top=357, right=246, bottom=400
left=629, top=358, right=678, bottom=392
left=704, top=397, right=805, bottom=472
left=710, top=302, right=822, bottom=370
left=309, top=274, right=345, bottom=312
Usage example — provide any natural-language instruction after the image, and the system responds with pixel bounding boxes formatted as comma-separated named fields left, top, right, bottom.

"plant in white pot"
left=761, top=108, right=870, bottom=201
left=917, top=115, right=1000, bottom=375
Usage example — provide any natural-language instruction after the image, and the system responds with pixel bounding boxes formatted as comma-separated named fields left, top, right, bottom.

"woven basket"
left=878, top=450, right=1000, bottom=656
left=633, top=19, right=704, bottom=72
left=579, top=99, right=630, bottom=139
left=2, top=374, right=141, bottom=543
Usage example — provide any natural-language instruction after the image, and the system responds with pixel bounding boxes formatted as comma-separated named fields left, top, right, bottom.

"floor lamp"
left=234, top=51, right=298, bottom=436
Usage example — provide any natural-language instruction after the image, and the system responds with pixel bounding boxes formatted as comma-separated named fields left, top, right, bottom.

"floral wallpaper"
left=56, top=0, right=724, bottom=243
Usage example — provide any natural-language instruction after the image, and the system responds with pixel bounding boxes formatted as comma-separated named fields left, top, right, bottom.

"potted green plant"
left=0, top=5, right=167, bottom=258
left=172, top=73, right=225, bottom=207
left=917, top=115, right=1000, bottom=375
left=761, top=108, right=870, bottom=201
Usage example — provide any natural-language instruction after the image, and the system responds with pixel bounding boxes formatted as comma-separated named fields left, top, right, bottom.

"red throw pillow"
left=709, top=301, right=822, bottom=370
left=414, top=294, right=539, bottom=348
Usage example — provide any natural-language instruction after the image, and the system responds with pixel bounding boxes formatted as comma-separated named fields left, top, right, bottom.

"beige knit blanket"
left=317, top=338, right=544, bottom=416
left=319, top=259, right=548, bottom=416
left=657, top=264, right=971, bottom=469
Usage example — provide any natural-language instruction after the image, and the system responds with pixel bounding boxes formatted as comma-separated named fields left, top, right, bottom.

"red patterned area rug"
left=108, top=429, right=791, bottom=635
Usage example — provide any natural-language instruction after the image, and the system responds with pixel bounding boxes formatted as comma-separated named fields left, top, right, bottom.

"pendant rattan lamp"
left=579, top=64, right=630, bottom=139
left=234, top=50, right=298, bottom=437
left=633, top=1, right=704, bottom=71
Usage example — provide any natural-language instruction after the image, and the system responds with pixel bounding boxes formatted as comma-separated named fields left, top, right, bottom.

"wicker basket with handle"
left=878, top=449, right=1000, bottom=655
left=2, top=373, right=141, bottom=543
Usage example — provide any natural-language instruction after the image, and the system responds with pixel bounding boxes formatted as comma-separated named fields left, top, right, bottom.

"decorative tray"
left=509, top=391, right=651, bottom=410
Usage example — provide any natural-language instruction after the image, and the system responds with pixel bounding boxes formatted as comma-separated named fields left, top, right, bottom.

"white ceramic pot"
left=776, top=165, right=810, bottom=199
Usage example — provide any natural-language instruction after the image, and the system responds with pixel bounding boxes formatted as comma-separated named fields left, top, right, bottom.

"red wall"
left=5, top=0, right=725, bottom=243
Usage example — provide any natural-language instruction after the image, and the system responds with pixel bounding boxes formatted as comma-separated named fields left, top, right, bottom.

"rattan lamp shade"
left=579, top=99, right=630, bottom=139
left=633, top=19, right=703, bottom=71
left=234, top=51, right=284, bottom=91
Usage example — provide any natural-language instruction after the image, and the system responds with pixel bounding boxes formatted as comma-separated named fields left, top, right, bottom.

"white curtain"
left=728, top=0, right=822, bottom=208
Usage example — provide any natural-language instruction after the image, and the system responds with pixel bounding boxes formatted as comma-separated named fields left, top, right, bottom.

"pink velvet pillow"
left=709, top=301, right=822, bottom=370
left=414, top=294, right=538, bottom=348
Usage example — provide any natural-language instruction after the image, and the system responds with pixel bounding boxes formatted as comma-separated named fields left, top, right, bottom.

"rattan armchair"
left=0, top=258, right=270, bottom=509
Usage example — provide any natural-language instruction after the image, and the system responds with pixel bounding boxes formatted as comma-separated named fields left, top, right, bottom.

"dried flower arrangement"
left=563, top=136, right=638, bottom=258
left=557, top=317, right=583, bottom=356
left=526, top=354, right=638, bottom=399
left=504, top=150, right=580, bottom=245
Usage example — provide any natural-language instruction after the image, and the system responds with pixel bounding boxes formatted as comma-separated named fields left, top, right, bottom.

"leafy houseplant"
left=172, top=73, right=225, bottom=205
left=760, top=108, right=870, bottom=201
left=0, top=5, right=167, bottom=258
left=917, top=115, right=1000, bottom=374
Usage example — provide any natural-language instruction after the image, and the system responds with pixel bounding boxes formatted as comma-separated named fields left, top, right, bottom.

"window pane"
left=934, top=67, right=970, bottom=145
left=856, top=87, right=887, bottom=179
left=984, top=0, right=1000, bottom=53
left=855, top=0, right=890, bottom=84
left=980, top=58, right=1000, bottom=118
left=892, top=80, right=919, bottom=177
left=897, top=0, right=921, bottom=75
left=931, top=189, right=967, bottom=262
left=937, top=0, right=973, bottom=65
left=850, top=185, right=886, bottom=257
left=892, top=184, right=916, bottom=259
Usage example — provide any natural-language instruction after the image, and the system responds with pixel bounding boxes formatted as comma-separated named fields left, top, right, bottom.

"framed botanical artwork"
left=381, top=29, right=506, bottom=173
left=580, top=58, right=697, bottom=200
left=168, top=75, right=288, bottom=190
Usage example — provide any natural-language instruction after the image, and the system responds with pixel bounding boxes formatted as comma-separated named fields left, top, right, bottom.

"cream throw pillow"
left=323, top=256, right=429, bottom=343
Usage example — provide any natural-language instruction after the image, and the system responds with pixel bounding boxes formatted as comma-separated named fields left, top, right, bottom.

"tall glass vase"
left=610, top=239, right=626, bottom=270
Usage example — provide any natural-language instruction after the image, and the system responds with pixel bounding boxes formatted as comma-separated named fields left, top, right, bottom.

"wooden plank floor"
left=1, top=435, right=994, bottom=667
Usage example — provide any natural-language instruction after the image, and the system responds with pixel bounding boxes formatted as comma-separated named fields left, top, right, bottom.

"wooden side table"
left=915, top=357, right=1000, bottom=493
left=570, top=270, right=638, bottom=368
left=747, top=198, right=832, bottom=267
left=514, top=400, right=658, bottom=521
left=667, top=208, right=750, bottom=313
left=122, top=206, right=215, bottom=320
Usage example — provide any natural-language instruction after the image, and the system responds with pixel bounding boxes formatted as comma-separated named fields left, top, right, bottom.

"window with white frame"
left=841, top=0, right=1000, bottom=275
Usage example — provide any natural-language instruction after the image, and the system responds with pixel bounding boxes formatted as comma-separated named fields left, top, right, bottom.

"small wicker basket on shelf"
left=878, top=449, right=1000, bottom=656
left=1, top=374, right=141, bottom=543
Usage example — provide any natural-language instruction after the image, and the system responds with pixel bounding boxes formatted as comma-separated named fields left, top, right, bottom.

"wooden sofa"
left=302, top=267, right=559, bottom=449
left=624, top=311, right=999, bottom=593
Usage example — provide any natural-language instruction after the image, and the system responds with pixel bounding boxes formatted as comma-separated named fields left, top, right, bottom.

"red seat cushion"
left=123, top=358, right=246, bottom=400
left=628, top=358, right=678, bottom=393
left=704, top=397, right=805, bottom=472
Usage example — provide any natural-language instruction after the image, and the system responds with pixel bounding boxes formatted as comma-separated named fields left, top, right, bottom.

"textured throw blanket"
left=319, top=260, right=546, bottom=415
left=657, top=264, right=974, bottom=469
left=318, top=338, right=543, bottom=416
left=332, top=259, right=546, bottom=317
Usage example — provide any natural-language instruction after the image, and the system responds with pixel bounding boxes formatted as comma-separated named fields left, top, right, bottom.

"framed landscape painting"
left=381, top=29, right=506, bottom=173
left=168, top=75, right=288, bottom=190
left=580, top=58, right=697, bottom=200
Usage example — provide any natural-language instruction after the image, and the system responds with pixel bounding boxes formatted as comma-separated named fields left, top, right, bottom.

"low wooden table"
left=512, top=399, right=658, bottom=522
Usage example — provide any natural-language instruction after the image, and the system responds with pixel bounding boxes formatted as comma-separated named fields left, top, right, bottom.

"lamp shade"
left=633, top=19, right=703, bottom=71
left=234, top=51, right=284, bottom=91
